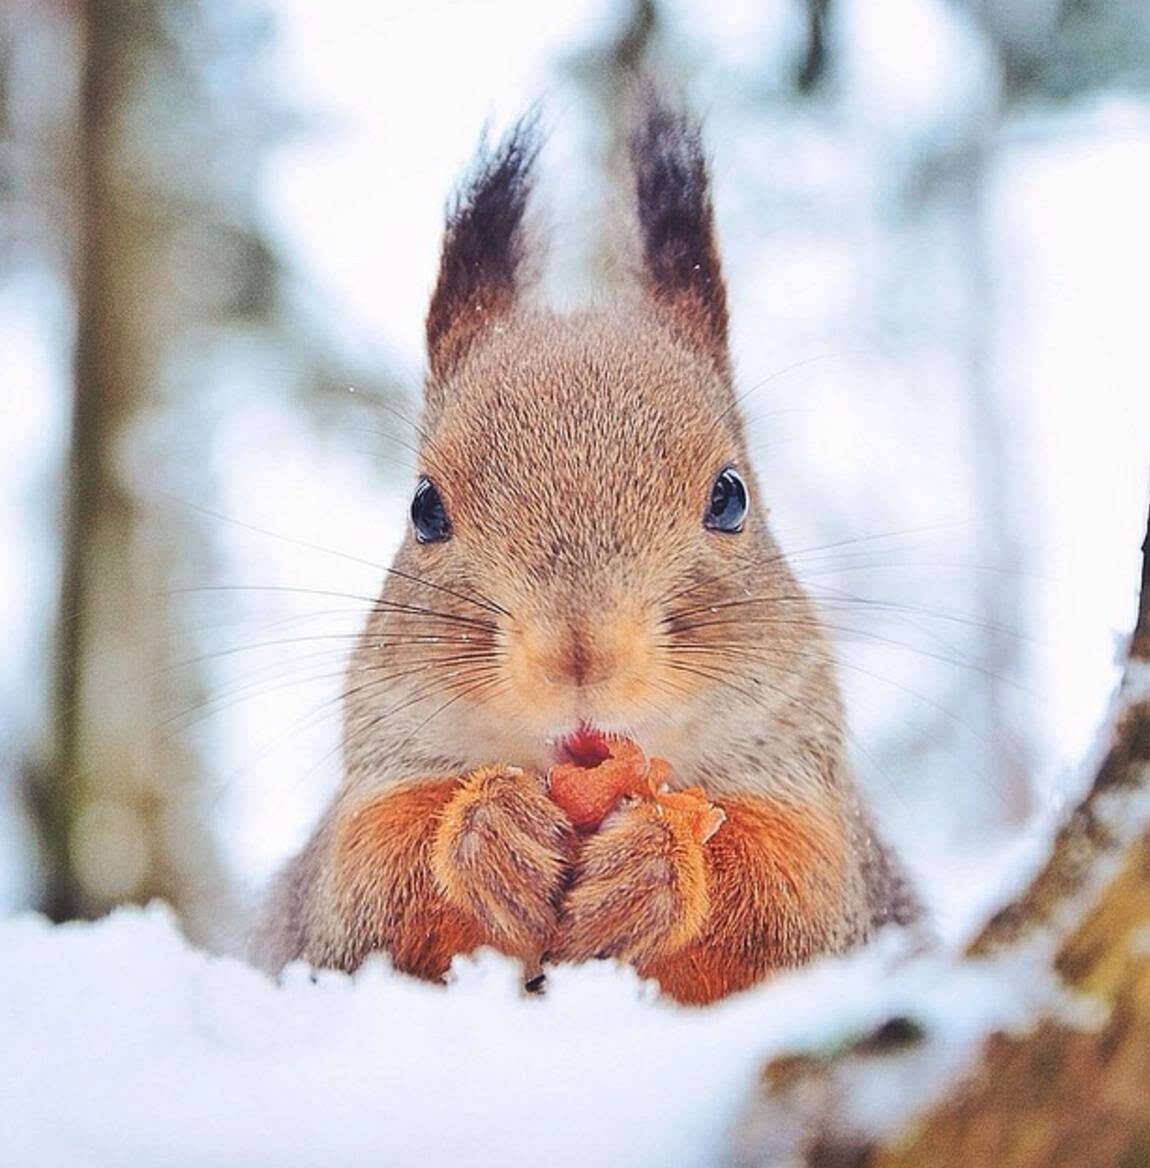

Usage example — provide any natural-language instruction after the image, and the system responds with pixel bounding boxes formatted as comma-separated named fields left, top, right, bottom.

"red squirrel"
left=252, top=98, right=920, bottom=1005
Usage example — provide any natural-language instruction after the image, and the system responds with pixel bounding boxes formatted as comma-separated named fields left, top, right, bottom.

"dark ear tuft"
left=425, top=113, right=542, bottom=384
left=631, top=98, right=729, bottom=371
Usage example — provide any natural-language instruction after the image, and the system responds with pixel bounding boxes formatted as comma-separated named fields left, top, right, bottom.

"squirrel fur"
left=251, top=98, right=920, bottom=1005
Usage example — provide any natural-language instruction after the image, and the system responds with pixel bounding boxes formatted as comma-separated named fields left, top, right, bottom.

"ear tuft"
left=631, top=97, right=729, bottom=371
left=425, top=113, right=542, bottom=384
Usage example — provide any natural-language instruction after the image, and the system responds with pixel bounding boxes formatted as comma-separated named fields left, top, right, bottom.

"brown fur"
left=251, top=96, right=920, bottom=1000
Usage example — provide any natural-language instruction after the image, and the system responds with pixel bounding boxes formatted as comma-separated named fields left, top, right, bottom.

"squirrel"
left=251, top=97, right=920, bottom=1005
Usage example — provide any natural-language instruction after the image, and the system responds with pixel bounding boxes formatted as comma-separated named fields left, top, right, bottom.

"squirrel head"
left=345, top=99, right=842, bottom=789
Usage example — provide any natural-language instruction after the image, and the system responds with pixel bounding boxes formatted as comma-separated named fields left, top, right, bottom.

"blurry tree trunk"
left=795, top=0, right=831, bottom=93
left=29, top=0, right=399, bottom=941
left=39, top=0, right=237, bottom=941
left=734, top=496, right=1150, bottom=1166
left=37, top=0, right=105, bottom=925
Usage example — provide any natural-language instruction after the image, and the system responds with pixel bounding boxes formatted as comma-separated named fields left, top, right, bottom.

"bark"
left=39, top=0, right=236, bottom=940
left=734, top=495, right=1150, bottom=1167
left=30, top=0, right=401, bottom=941
left=795, top=0, right=831, bottom=94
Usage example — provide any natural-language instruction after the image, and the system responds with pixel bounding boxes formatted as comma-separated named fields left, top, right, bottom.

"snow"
left=0, top=906, right=1046, bottom=1168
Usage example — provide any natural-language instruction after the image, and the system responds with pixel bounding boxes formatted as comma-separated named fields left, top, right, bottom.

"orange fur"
left=331, top=769, right=576, bottom=979
left=332, top=779, right=484, bottom=979
left=638, top=795, right=850, bottom=1005
left=328, top=756, right=850, bottom=1002
left=549, top=795, right=712, bottom=966
left=430, top=765, right=576, bottom=965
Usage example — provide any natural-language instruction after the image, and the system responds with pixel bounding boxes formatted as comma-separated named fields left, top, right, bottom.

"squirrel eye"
left=411, top=476, right=451, bottom=544
left=705, top=467, right=748, bottom=533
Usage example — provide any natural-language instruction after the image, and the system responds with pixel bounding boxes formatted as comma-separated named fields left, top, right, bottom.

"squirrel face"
left=411, top=312, right=764, bottom=739
left=343, top=103, right=841, bottom=790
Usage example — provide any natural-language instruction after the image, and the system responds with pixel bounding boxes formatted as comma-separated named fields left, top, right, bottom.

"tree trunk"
left=39, top=0, right=231, bottom=940
left=734, top=495, right=1150, bottom=1167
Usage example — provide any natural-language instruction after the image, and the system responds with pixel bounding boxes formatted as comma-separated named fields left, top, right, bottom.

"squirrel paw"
left=430, top=765, right=577, bottom=958
left=548, top=796, right=712, bottom=967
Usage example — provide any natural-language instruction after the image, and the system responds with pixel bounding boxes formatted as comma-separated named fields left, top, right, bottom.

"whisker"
left=665, top=591, right=811, bottom=625
left=165, top=630, right=496, bottom=676
left=346, top=383, right=452, bottom=475
left=220, top=660, right=507, bottom=796
left=339, top=667, right=505, bottom=769
left=661, top=655, right=916, bottom=807
left=711, top=350, right=863, bottom=432
left=666, top=588, right=1032, bottom=643
left=667, top=640, right=996, bottom=752
left=390, top=675, right=509, bottom=758
left=656, top=519, right=970, bottom=609
left=164, top=647, right=504, bottom=738
left=172, top=584, right=499, bottom=633
left=666, top=614, right=1031, bottom=693
left=793, top=558, right=1049, bottom=582
left=664, top=659, right=766, bottom=705
left=162, top=497, right=511, bottom=618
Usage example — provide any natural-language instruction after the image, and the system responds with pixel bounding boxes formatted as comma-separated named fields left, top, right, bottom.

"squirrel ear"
left=425, top=115, right=541, bottom=388
left=631, top=98, right=729, bottom=374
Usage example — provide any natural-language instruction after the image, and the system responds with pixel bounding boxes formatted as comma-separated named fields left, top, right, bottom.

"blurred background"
left=2, top=0, right=1148, bottom=951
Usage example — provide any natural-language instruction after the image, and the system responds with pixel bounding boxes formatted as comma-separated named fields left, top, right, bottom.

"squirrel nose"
left=545, top=625, right=615, bottom=689
left=506, top=605, right=655, bottom=704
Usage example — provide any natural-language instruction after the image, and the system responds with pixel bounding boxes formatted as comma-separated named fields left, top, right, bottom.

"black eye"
left=705, top=467, right=748, bottom=533
left=411, top=476, right=451, bottom=544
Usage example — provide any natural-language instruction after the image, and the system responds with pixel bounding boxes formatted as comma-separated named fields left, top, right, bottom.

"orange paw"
left=650, top=784, right=726, bottom=845
left=549, top=796, right=711, bottom=966
left=430, top=765, right=577, bottom=959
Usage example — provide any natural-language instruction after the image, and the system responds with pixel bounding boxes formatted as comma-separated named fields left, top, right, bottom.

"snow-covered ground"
left=0, top=906, right=1043, bottom=1168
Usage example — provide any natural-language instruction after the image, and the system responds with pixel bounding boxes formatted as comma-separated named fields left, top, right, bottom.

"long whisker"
left=665, top=591, right=812, bottom=625
left=711, top=350, right=862, bottom=432
left=224, top=660, right=507, bottom=794
left=661, top=655, right=912, bottom=800
left=656, top=519, right=970, bottom=608
left=666, top=613, right=1030, bottom=692
left=339, top=667, right=505, bottom=769
left=172, top=584, right=499, bottom=633
left=163, top=650, right=505, bottom=737
left=666, top=589, right=1032, bottom=643
left=793, top=558, right=1049, bottom=582
left=668, top=639, right=995, bottom=751
left=346, top=383, right=453, bottom=475
left=201, top=663, right=497, bottom=803
left=163, top=497, right=511, bottom=618
left=663, top=659, right=767, bottom=706
left=164, top=631, right=492, bottom=674
left=390, top=675, right=509, bottom=758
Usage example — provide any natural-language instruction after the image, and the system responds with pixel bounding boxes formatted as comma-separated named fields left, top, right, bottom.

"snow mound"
left=0, top=906, right=1038, bottom=1168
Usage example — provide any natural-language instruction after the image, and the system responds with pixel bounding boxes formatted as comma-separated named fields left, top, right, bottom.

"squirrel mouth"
left=552, top=724, right=613, bottom=769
